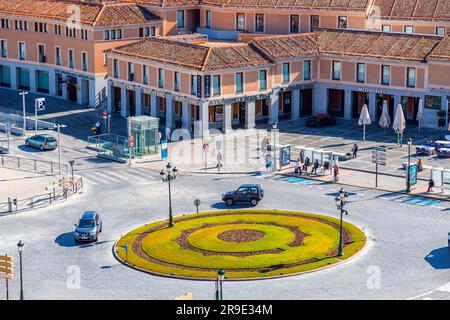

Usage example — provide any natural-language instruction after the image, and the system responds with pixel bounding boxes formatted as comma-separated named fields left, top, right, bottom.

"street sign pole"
left=375, top=157, right=378, bottom=188
left=108, top=115, right=111, bottom=134
left=57, top=124, right=61, bottom=175
left=128, top=117, right=132, bottom=166
left=34, top=100, right=38, bottom=136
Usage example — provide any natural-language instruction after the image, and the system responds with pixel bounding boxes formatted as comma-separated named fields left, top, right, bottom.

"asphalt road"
left=0, top=167, right=449, bottom=300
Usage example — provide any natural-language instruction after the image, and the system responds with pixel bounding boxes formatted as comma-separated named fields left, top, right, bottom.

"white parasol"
left=358, top=104, right=371, bottom=142
left=379, top=100, right=390, bottom=130
left=416, top=99, right=424, bottom=133
left=393, top=104, right=406, bottom=144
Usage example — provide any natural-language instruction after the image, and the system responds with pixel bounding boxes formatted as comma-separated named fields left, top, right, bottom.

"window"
left=407, top=67, right=416, bottom=88
left=111, top=30, right=116, bottom=40
left=357, top=63, right=365, bottom=83
left=81, top=29, right=88, bottom=40
left=303, top=60, right=311, bottom=80
left=177, top=10, right=185, bottom=28
left=338, top=16, right=347, bottom=29
left=212, top=75, right=221, bottom=96
left=174, top=71, right=180, bottom=91
left=382, top=25, right=391, bottom=32
left=235, top=72, right=243, bottom=93
left=128, top=62, right=134, bottom=81
left=18, top=42, right=26, bottom=60
left=1, top=40, right=7, bottom=58
left=1, top=19, right=9, bottom=29
left=103, top=53, right=108, bottom=66
left=282, top=63, right=290, bottom=83
left=54, top=25, right=62, bottom=35
left=143, top=65, right=149, bottom=85
left=310, top=15, right=319, bottom=31
left=68, top=49, right=74, bottom=68
left=104, top=30, right=110, bottom=40
left=255, top=14, right=264, bottom=32
left=151, top=27, right=156, bottom=36
left=404, top=26, right=413, bottom=34
left=236, top=13, right=245, bottom=31
left=381, top=65, right=390, bottom=85
left=66, top=27, right=76, bottom=38
left=113, top=59, right=119, bottom=78
left=436, top=27, right=446, bottom=36
left=205, top=10, right=212, bottom=29
left=332, top=61, right=341, bottom=80
left=117, top=29, right=122, bottom=39
left=290, top=15, right=299, bottom=33
left=55, top=47, right=61, bottom=65
left=158, top=68, right=164, bottom=88
left=259, top=70, right=267, bottom=90
left=38, top=44, right=45, bottom=63
left=82, top=52, right=88, bottom=72
left=191, top=75, right=197, bottom=95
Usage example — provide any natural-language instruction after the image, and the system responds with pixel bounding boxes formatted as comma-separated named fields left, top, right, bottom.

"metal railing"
left=0, top=177, right=83, bottom=215
left=0, top=154, right=68, bottom=175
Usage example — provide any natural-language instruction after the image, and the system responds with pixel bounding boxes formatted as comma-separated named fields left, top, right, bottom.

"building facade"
left=0, top=0, right=162, bottom=107
left=106, top=29, right=450, bottom=134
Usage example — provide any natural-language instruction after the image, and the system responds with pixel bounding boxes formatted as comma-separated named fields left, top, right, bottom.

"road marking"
left=79, top=175, right=100, bottom=186
left=106, top=171, right=130, bottom=181
left=88, top=171, right=122, bottom=183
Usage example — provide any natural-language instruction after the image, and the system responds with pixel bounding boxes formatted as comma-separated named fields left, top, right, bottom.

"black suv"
left=222, top=184, right=264, bottom=206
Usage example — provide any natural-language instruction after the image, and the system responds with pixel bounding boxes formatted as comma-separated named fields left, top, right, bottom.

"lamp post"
left=17, top=240, right=24, bottom=300
left=406, top=137, right=413, bottom=193
left=160, top=163, right=178, bottom=228
left=19, top=91, right=28, bottom=133
left=215, top=268, right=225, bottom=300
left=334, top=188, right=349, bottom=257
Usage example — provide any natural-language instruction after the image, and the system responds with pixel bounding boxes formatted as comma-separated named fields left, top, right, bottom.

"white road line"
left=437, top=282, right=450, bottom=292
left=122, top=169, right=157, bottom=181
left=88, top=171, right=122, bottom=183
left=106, top=171, right=130, bottom=180
left=79, top=175, right=100, bottom=186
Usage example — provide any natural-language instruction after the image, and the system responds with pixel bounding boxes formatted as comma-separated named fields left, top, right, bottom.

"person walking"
left=165, top=127, right=172, bottom=142
left=216, top=150, right=223, bottom=169
left=333, top=163, right=340, bottom=182
left=351, top=144, right=359, bottom=159
left=304, top=157, right=310, bottom=172
left=312, top=159, right=319, bottom=175
left=265, top=153, right=273, bottom=171
left=427, top=178, right=435, bottom=194
left=295, top=157, right=302, bottom=175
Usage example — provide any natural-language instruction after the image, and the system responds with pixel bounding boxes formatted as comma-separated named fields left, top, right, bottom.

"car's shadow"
left=210, top=202, right=255, bottom=210
left=425, top=246, right=450, bottom=270
left=55, top=231, right=110, bottom=248
left=17, top=145, right=43, bottom=153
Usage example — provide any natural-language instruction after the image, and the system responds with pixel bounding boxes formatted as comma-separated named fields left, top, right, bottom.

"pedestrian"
left=165, top=127, right=171, bottom=142
left=265, top=153, right=272, bottom=171
left=397, top=133, right=403, bottom=147
left=304, top=157, right=310, bottom=171
left=158, top=131, right=162, bottom=144
left=295, top=157, right=302, bottom=175
left=417, top=158, right=424, bottom=172
left=351, top=144, right=359, bottom=159
left=312, top=159, right=319, bottom=175
left=216, top=150, right=223, bottom=169
left=333, top=163, right=340, bottom=182
left=427, top=178, right=435, bottom=194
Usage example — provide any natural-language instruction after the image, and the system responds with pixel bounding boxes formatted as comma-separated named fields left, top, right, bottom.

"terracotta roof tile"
left=370, top=0, right=450, bottom=21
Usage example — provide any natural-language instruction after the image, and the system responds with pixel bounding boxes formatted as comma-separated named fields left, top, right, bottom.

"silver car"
left=74, top=211, right=103, bottom=242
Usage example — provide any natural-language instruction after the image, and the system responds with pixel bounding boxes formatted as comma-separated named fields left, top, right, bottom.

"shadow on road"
left=425, top=247, right=450, bottom=270
left=55, top=231, right=111, bottom=248
left=210, top=202, right=255, bottom=210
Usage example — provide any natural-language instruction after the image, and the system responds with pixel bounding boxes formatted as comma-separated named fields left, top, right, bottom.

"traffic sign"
left=202, top=143, right=209, bottom=151
left=102, top=111, right=108, bottom=119
left=129, top=135, right=135, bottom=148
left=35, top=98, right=46, bottom=111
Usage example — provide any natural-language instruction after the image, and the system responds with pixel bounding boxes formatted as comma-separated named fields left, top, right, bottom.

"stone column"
left=344, top=89, right=352, bottom=120
left=10, top=66, right=17, bottom=90
left=88, top=78, right=96, bottom=108
left=165, top=93, right=173, bottom=129
left=182, top=102, right=192, bottom=131
left=369, top=92, right=376, bottom=121
left=107, top=81, right=113, bottom=114
left=120, top=86, right=128, bottom=118
left=223, top=103, right=233, bottom=134
left=245, top=100, right=256, bottom=129
left=268, top=90, right=279, bottom=124
left=29, top=68, right=36, bottom=93
left=313, top=84, right=328, bottom=115
left=76, top=77, right=83, bottom=104
left=135, top=87, right=143, bottom=116
left=291, top=89, right=300, bottom=121
left=62, top=82, right=68, bottom=100
left=48, top=70, right=56, bottom=95
left=199, top=101, right=209, bottom=137
left=150, top=94, right=157, bottom=117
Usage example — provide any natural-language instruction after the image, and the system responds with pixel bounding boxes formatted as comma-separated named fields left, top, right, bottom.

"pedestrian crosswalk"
left=408, top=282, right=450, bottom=300
left=379, top=194, right=445, bottom=208
left=78, top=167, right=161, bottom=187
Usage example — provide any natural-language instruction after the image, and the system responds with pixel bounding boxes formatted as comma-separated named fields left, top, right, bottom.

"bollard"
left=17, top=157, right=20, bottom=169
left=34, top=160, right=37, bottom=171
left=8, top=197, right=12, bottom=213
left=49, top=193, right=52, bottom=204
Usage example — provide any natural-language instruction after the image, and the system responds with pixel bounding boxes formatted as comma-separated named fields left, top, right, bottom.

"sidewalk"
left=0, top=167, right=65, bottom=201
left=277, top=166, right=450, bottom=202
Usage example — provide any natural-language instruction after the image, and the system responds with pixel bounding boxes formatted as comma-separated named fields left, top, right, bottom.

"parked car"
left=25, top=134, right=58, bottom=151
left=222, top=184, right=264, bottom=206
left=74, top=211, right=103, bottom=242
left=448, top=232, right=450, bottom=249
left=306, top=114, right=337, bottom=128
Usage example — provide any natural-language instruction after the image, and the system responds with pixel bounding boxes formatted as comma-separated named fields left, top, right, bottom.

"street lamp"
left=334, top=188, right=349, bottom=257
left=17, top=240, right=24, bottom=300
left=406, top=137, right=413, bottom=193
left=215, top=268, right=225, bottom=300
left=160, top=163, right=178, bottom=228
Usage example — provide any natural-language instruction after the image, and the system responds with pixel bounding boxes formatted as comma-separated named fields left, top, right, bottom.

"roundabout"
left=115, top=210, right=367, bottom=280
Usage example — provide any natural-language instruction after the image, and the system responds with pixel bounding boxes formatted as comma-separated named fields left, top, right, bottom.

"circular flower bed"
left=115, top=210, right=366, bottom=280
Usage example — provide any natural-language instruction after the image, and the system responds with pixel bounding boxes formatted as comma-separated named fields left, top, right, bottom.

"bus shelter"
left=295, top=146, right=334, bottom=176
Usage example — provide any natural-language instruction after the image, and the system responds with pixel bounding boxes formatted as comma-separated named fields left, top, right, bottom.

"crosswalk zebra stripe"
left=88, top=171, right=122, bottom=182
